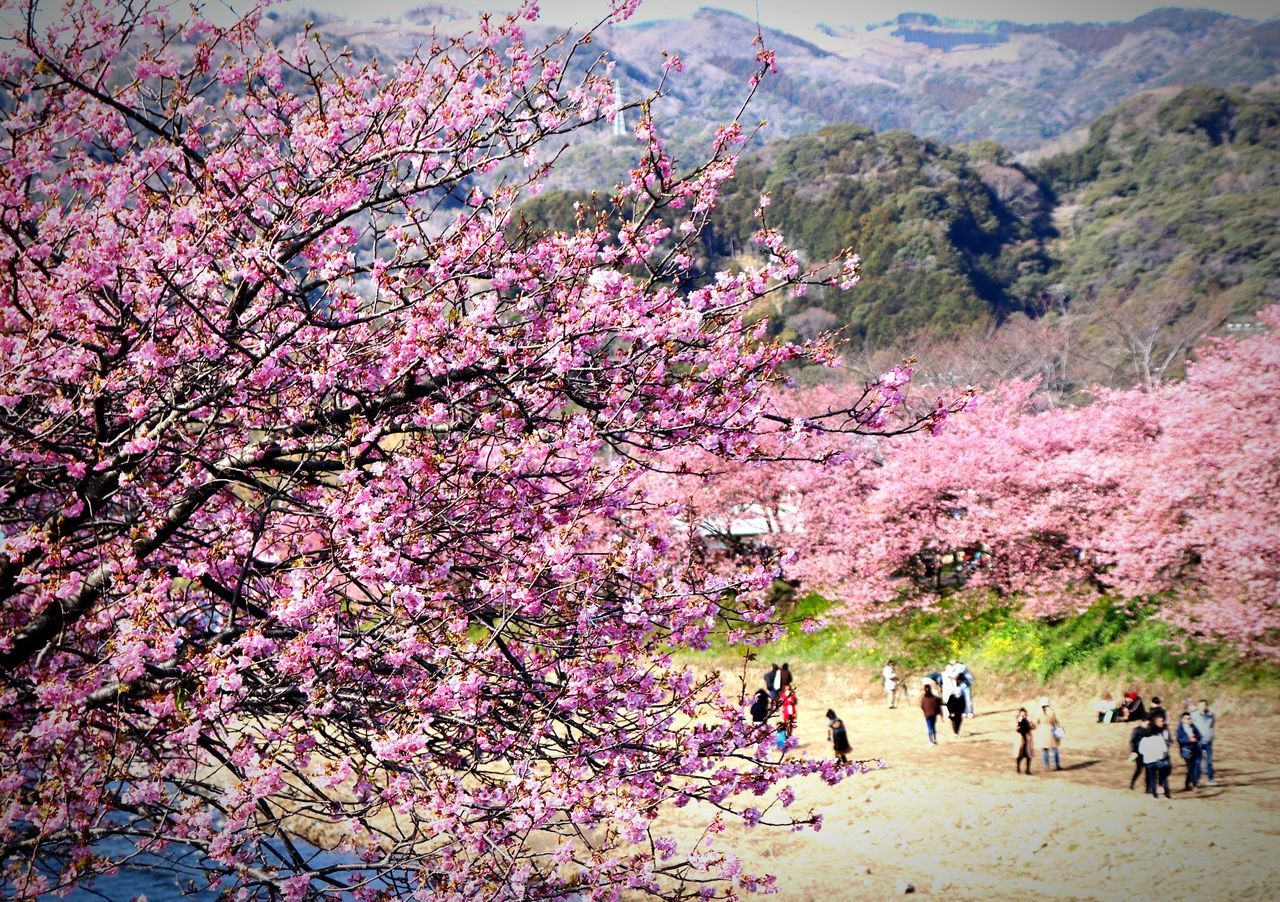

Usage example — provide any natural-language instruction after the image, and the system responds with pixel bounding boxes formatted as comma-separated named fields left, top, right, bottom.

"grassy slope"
left=673, top=590, right=1279, bottom=700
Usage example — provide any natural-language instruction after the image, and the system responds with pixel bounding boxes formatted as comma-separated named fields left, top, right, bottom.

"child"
left=1016, top=708, right=1036, bottom=774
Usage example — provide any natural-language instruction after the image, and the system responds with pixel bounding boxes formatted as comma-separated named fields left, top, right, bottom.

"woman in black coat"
left=946, top=690, right=966, bottom=737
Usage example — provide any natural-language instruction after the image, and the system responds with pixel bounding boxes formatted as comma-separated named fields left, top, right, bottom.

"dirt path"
left=655, top=673, right=1280, bottom=899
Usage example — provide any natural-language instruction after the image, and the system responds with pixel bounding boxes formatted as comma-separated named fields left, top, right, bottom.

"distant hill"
left=292, top=5, right=1280, bottom=195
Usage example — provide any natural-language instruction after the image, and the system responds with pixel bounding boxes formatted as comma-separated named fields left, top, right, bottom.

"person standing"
left=1037, top=699, right=1062, bottom=770
left=1016, top=708, right=1036, bottom=773
left=920, top=683, right=942, bottom=747
left=882, top=660, right=900, bottom=709
left=1192, top=698, right=1217, bottom=786
left=779, top=663, right=794, bottom=693
left=780, top=685, right=798, bottom=737
left=1138, top=714, right=1173, bottom=799
left=763, top=664, right=781, bottom=704
left=828, top=711, right=852, bottom=764
left=1149, top=696, right=1167, bottom=724
left=1176, top=712, right=1204, bottom=790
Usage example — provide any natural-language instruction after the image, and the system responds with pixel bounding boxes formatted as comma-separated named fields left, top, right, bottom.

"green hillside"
left=1037, top=85, right=1280, bottom=327
left=703, top=125, right=1053, bottom=346
left=520, top=86, right=1279, bottom=385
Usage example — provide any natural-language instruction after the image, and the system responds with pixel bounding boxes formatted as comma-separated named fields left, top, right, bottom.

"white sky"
left=278, top=0, right=1279, bottom=29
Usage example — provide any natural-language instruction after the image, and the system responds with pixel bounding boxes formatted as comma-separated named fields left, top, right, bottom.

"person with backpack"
left=1016, top=707, right=1036, bottom=773
left=827, top=710, right=852, bottom=764
left=1176, top=711, right=1204, bottom=790
left=920, top=682, right=942, bottom=747
left=1138, top=713, right=1173, bottom=799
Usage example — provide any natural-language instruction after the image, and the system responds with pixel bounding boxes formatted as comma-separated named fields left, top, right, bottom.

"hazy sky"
left=280, top=0, right=1278, bottom=30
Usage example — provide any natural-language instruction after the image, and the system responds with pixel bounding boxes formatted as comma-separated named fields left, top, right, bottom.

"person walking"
left=1138, top=714, right=1173, bottom=799
left=945, top=688, right=965, bottom=738
left=961, top=662, right=975, bottom=717
left=780, top=685, right=798, bottom=737
left=1016, top=708, right=1036, bottom=773
left=1176, top=712, right=1204, bottom=790
left=779, top=663, right=794, bottom=693
left=882, top=660, right=900, bottom=709
left=749, top=689, right=770, bottom=725
left=763, top=664, right=781, bottom=704
left=1128, top=719, right=1149, bottom=790
left=1037, top=698, right=1062, bottom=770
left=1191, top=698, right=1218, bottom=786
left=828, top=710, right=852, bottom=764
left=920, top=682, right=942, bottom=747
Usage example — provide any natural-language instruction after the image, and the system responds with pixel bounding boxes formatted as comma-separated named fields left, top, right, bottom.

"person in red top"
left=780, top=686, right=798, bottom=737
left=920, top=682, right=942, bottom=747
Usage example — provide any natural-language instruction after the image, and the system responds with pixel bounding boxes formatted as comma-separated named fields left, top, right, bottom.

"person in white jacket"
left=1138, top=714, right=1173, bottom=799
left=882, top=660, right=900, bottom=708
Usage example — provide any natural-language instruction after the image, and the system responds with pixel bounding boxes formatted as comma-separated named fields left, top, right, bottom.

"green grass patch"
left=673, top=588, right=1280, bottom=694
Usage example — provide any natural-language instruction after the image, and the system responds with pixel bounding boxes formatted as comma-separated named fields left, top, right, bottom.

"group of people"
left=908, top=659, right=976, bottom=745
left=752, top=663, right=800, bottom=751
left=752, top=663, right=856, bottom=763
left=752, top=662, right=1222, bottom=797
left=1012, top=700, right=1064, bottom=772
left=1128, top=697, right=1218, bottom=798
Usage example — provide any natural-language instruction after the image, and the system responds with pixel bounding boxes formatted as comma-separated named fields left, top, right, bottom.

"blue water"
left=33, top=834, right=381, bottom=900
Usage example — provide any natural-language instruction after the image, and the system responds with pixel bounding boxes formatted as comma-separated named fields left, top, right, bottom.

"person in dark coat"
left=1016, top=708, right=1036, bottom=773
left=945, top=689, right=966, bottom=737
left=1128, top=721, right=1149, bottom=790
left=763, top=664, right=781, bottom=703
left=828, top=711, right=852, bottom=764
left=1176, top=712, right=1204, bottom=789
left=750, top=689, right=770, bottom=724
left=920, top=682, right=942, bottom=746
left=1149, top=696, right=1167, bottom=724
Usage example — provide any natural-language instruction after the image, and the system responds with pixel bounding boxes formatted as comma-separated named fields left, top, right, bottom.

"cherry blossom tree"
left=694, top=315, right=1279, bottom=653
left=0, top=1, right=898, bottom=898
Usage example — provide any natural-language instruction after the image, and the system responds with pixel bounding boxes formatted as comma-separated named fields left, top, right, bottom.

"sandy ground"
left=653, top=669, right=1280, bottom=900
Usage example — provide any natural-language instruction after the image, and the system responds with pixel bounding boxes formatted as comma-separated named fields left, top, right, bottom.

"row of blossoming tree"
left=669, top=307, right=1279, bottom=654
left=0, top=0, right=970, bottom=898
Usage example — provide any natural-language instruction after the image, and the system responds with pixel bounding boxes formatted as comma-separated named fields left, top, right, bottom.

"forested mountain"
left=523, top=86, right=1279, bottom=392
